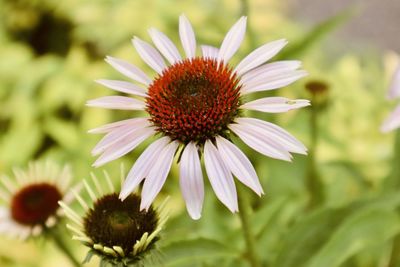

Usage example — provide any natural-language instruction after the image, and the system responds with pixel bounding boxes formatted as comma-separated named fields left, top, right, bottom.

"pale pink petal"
left=241, top=97, right=310, bottom=113
left=240, top=60, right=302, bottom=85
left=119, top=137, right=171, bottom=200
left=179, top=14, right=196, bottom=59
left=92, top=119, right=151, bottom=156
left=105, top=56, right=151, bottom=85
left=93, top=127, right=155, bottom=167
left=241, top=70, right=308, bottom=95
left=234, top=39, right=288, bottom=76
left=204, top=140, right=238, bottom=212
left=88, top=118, right=148, bottom=134
left=86, top=96, right=145, bottom=110
left=201, top=45, right=219, bottom=59
left=229, top=123, right=292, bottom=161
left=217, top=17, right=247, bottom=63
left=132, top=37, right=166, bottom=74
left=215, top=136, right=263, bottom=196
left=148, top=28, right=182, bottom=65
left=179, top=142, right=204, bottom=220
left=388, top=63, right=400, bottom=100
left=95, top=79, right=147, bottom=97
left=235, top=117, right=307, bottom=155
left=381, top=104, right=400, bottom=133
left=140, top=141, right=179, bottom=210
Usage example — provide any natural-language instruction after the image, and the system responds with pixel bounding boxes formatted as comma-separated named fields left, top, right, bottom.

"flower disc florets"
left=84, top=193, right=158, bottom=256
left=11, top=183, right=62, bottom=226
left=146, top=57, right=241, bottom=144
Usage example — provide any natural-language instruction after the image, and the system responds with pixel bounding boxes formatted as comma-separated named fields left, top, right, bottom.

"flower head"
left=59, top=167, right=168, bottom=266
left=0, top=161, right=75, bottom=239
left=88, top=15, right=309, bottom=219
left=381, top=63, right=400, bottom=132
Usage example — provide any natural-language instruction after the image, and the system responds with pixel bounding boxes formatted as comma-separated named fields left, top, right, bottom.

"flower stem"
left=306, top=96, right=324, bottom=208
left=238, top=188, right=262, bottom=267
left=239, top=0, right=257, bottom=48
left=49, top=227, right=81, bottom=267
left=388, top=130, right=400, bottom=267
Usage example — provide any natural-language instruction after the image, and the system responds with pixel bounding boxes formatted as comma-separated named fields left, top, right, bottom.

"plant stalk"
left=306, top=96, right=324, bottom=207
left=238, top=188, right=262, bottom=267
left=388, top=129, right=400, bottom=267
left=50, top=228, right=81, bottom=267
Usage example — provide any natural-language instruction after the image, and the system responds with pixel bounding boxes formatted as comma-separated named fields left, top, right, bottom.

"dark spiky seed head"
left=83, top=193, right=158, bottom=255
left=146, top=57, right=242, bottom=144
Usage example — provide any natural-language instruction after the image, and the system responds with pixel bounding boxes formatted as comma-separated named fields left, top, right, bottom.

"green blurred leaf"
left=274, top=206, right=349, bottom=267
left=274, top=193, right=400, bottom=267
left=307, top=208, right=400, bottom=267
left=278, top=8, right=355, bottom=59
left=158, top=238, right=238, bottom=267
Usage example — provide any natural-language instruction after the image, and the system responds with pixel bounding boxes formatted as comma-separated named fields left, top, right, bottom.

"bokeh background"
left=1, top=0, right=400, bottom=266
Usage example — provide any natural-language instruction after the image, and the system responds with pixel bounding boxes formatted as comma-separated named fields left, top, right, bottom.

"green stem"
left=239, top=0, right=257, bottom=48
left=50, top=228, right=81, bottom=267
left=306, top=97, right=324, bottom=207
left=238, top=188, right=262, bottom=267
left=388, top=130, right=400, bottom=267
left=384, top=129, right=400, bottom=191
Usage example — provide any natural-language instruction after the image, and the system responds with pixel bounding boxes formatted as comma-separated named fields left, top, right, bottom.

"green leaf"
left=274, top=207, right=350, bottom=267
left=277, top=8, right=355, bottom=59
left=307, top=208, right=400, bottom=267
left=273, top=193, right=400, bottom=267
left=158, top=238, right=238, bottom=267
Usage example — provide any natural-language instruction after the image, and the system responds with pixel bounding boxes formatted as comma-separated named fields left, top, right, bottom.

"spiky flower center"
left=83, top=193, right=158, bottom=255
left=146, top=58, right=242, bottom=144
left=11, top=183, right=62, bottom=225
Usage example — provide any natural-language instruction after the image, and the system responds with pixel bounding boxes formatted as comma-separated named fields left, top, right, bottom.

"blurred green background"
left=1, top=0, right=400, bottom=266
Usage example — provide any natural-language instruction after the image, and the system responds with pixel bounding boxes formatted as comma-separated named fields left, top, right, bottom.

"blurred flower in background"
left=89, top=14, right=309, bottom=219
left=381, top=61, right=400, bottom=132
left=0, top=161, right=75, bottom=239
left=59, top=167, right=168, bottom=266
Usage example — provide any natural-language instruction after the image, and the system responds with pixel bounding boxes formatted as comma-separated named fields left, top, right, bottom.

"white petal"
left=388, top=63, right=400, bottom=100
left=86, top=96, right=145, bottom=110
left=381, top=104, right=400, bottom=133
left=229, top=123, right=292, bottom=161
left=241, top=97, right=310, bottom=113
left=140, top=141, right=179, bottom=210
left=179, top=14, right=196, bottom=59
left=217, top=17, right=247, bottom=63
left=215, top=136, right=263, bottom=195
left=95, top=79, right=147, bottom=97
left=148, top=28, right=181, bottom=65
left=234, top=39, right=288, bottom=76
left=241, top=70, right=308, bottom=94
left=201, top=45, right=219, bottom=59
left=235, top=117, right=307, bottom=155
left=204, top=140, right=238, bottom=212
left=119, top=137, right=171, bottom=200
left=88, top=118, right=148, bottom=134
left=105, top=56, right=151, bottom=85
left=179, top=142, right=204, bottom=220
left=133, top=37, right=166, bottom=74
left=241, top=60, right=302, bottom=85
left=92, top=119, right=151, bottom=156
left=93, top=127, right=155, bottom=167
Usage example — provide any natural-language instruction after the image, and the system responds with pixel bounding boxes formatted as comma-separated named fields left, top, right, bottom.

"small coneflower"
left=0, top=161, right=75, bottom=239
left=382, top=63, right=400, bottom=132
left=59, top=167, right=168, bottom=266
left=88, top=15, right=309, bottom=219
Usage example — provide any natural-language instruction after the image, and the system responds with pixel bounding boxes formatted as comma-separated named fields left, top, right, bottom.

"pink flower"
left=88, top=15, right=309, bottom=219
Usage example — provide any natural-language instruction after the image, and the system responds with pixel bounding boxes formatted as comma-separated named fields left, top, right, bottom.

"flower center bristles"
left=146, top=57, right=242, bottom=144
left=11, top=183, right=62, bottom=225
left=84, top=193, right=158, bottom=255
